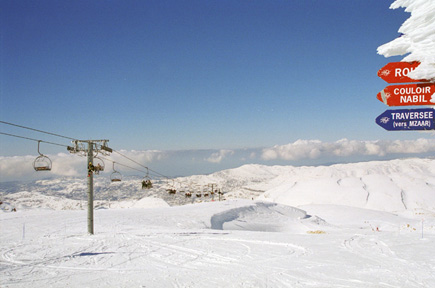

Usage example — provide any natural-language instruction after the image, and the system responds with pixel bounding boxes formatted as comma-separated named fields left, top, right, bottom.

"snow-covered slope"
left=258, top=158, right=435, bottom=213
left=2, top=199, right=435, bottom=287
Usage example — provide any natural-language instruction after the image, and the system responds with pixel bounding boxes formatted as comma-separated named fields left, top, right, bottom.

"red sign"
left=377, top=62, right=426, bottom=83
left=377, top=83, right=435, bottom=106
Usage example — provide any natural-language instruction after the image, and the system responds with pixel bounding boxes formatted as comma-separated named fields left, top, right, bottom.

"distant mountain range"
left=1, top=158, right=434, bottom=213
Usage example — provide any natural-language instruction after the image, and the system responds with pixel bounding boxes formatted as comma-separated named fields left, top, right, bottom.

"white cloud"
left=112, top=150, right=167, bottom=164
left=205, top=150, right=235, bottom=163
left=261, top=140, right=324, bottom=161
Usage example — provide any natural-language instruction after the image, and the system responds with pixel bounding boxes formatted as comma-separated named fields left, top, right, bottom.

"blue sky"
left=1, top=0, right=434, bottom=179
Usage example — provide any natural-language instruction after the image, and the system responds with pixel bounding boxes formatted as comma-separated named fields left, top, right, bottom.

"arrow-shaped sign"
left=377, top=83, right=435, bottom=106
left=376, top=108, right=435, bottom=131
left=377, top=62, right=427, bottom=83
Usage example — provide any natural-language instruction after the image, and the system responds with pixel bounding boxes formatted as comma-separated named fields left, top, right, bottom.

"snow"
left=377, top=0, right=435, bottom=80
left=1, top=158, right=435, bottom=287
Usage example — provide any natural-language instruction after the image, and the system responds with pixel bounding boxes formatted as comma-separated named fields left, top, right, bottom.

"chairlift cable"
left=111, top=149, right=171, bottom=179
left=112, top=149, right=149, bottom=170
left=98, top=156, right=148, bottom=174
left=0, top=132, right=69, bottom=148
left=0, top=120, right=76, bottom=140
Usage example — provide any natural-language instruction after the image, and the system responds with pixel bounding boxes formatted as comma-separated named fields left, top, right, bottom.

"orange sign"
left=377, top=62, right=427, bottom=83
left=377, top=83, right=435, bottom=106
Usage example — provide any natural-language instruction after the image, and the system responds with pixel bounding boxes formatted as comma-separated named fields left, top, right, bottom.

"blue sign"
left=376, top=108, right=435, bottom=131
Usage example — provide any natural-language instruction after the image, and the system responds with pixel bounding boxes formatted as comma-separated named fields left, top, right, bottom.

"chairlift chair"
left=166, top=179, right=176, bottom=194
left=33, top=141, right=52, bottom=171
left=110, top=162, right=122, bottom=182
left=141, top=168, right=152, bottom=189
left=202, top=186, right=209, bottom=197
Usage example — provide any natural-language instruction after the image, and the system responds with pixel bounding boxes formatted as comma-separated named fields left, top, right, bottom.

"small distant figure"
left=88, top=162, right=94, bottom=177
left=94, top=163, right=103, bottom=174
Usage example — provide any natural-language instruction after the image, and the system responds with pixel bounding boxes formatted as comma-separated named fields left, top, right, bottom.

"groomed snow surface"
left=1, top=158, right=435, bottom=287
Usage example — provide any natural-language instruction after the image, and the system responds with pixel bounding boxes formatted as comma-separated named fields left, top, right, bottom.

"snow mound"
left=210, top=201, right=325, bottom=233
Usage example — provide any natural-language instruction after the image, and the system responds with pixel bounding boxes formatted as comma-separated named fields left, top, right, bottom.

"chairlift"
left=202, top=186, right=209, bottom=197
left=33, top=141, right=52, bottom=171
left=141, top=168, right=152, bottom=189
left=166, top=179, right=176, bottom=194
left=93, top=157, right=105, bottom=175
left=110, top=162, right=122, bottom=182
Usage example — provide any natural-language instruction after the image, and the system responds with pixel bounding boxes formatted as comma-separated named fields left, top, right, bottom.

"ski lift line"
left=0, top=120, right=76, bottom=140
left=1, top=120, right=175, bottom=182
left=111, top=149, right=170, bottom=179
left=112, top=149, right=149, bottom=170
left=98, top=156, right=148, bottom=174
left=0, top=132, right=69, bottom=148
left=4, top=131, right=183, bottom=187
left=99, top=153, right=177, bottom=184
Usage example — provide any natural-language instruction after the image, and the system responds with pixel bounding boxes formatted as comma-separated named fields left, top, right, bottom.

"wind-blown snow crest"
left=377, top=0, right=435, bottom=80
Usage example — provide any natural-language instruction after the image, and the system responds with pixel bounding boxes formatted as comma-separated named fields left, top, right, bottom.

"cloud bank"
left=260, top=138, right=435, bottom=161
left=1, top=139, right=434, bottom=182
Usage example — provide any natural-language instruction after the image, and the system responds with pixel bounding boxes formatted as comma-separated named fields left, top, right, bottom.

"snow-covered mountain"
left=2, top=158, right=434, bottom=214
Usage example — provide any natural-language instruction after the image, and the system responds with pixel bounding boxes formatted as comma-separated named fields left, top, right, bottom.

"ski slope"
left=1, top=158, right=435, bottom=287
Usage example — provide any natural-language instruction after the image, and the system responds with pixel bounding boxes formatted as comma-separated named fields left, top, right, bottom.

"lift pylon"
left=68, top=139, right=111, bottom=235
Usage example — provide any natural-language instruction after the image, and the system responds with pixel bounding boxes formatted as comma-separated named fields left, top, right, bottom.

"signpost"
left=377, top=83, right=435, bottom=106
left=375, top=108, right=435, bottom=131
left=376, top=61, right=434, bottom=131
left=377, top=62, right=427, bottom=83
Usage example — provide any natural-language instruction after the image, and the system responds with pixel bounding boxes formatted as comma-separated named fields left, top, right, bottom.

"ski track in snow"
left=1, top=205, right=435, bottom=288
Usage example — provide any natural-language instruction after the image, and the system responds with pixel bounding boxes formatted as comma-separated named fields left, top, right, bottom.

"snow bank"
left=210, top=201, right=326, bottom=233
